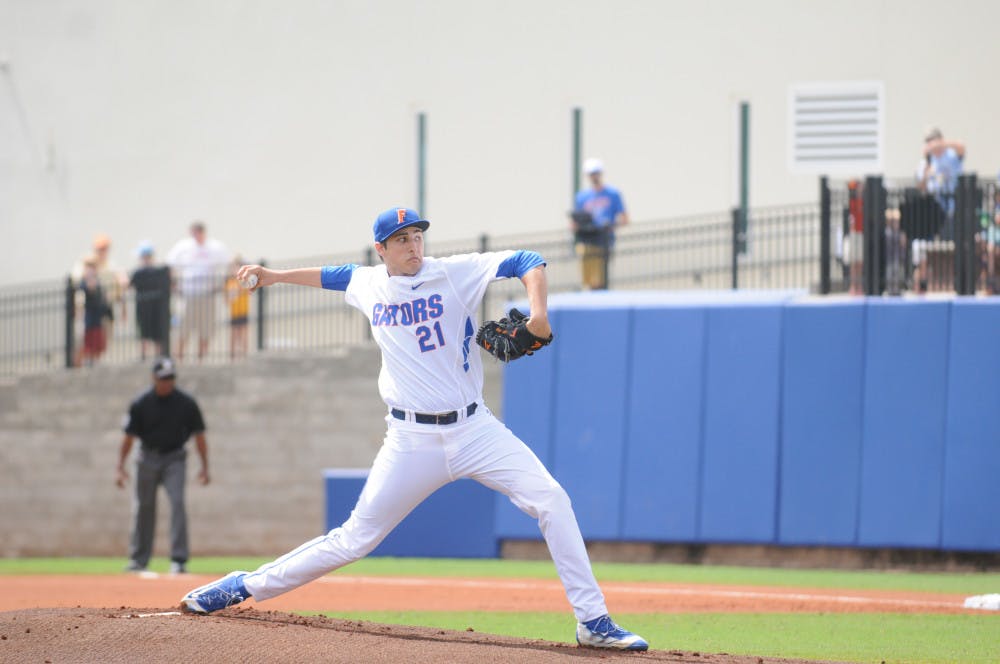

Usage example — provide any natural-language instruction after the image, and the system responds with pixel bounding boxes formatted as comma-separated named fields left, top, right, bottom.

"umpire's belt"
left=391, top=402, right=478, bottom=425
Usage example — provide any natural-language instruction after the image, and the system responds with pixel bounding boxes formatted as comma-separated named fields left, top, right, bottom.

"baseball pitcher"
left=179, top=207, right=648, bottom=651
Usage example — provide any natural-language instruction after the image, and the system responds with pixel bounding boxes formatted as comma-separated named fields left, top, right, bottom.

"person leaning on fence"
left=570, top=158, right=628, bottom=290
left=981, top=206, right=1000, bottom=294
left=845, top=180, right=864, bottom=295
left=912, top=128, right=965, bottom=292
left=130, top=241, right=171, bottom=361
left=71, top=233, right=128, bottom=362
left=884, top=208, right=907, bottom=296
left=917, top=128, right=965, bottom=229
left=75, top=255, right=114, bottom=367
left=116, top=357, right=210, bottom=575
left=166, top=221, right=231, bottom=362
left=224, top=255, right=250, bottom=360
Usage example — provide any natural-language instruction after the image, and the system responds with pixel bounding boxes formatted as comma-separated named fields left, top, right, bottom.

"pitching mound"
left=0, top=606, right=838, bottom=663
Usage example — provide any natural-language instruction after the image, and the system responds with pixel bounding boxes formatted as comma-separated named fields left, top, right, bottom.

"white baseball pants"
left=242, top=407, right=608, bottom=622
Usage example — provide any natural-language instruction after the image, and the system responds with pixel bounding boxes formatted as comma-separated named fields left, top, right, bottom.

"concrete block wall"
left=0, top=349, right=505, bottom=558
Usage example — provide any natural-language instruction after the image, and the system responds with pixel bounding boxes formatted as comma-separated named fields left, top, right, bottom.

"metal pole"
left=954, top=175, right=967, bottom=294
left=64, top=275, right=75, bottom=368
left=417, top=112, right=427, bottom=216
left=479, top=234, right=491, bottom=317
left=602, top=232, right=610, bottom=291
left=966, top=174, right=979, bottom=294
left=731, top=208, right=740, bottom=290
left=955, top=173, right=977, bottom=295
left=364, top=248, right=375, bottom=339
left=256, top=259, right=266, bottom=352
left=738, top=101, right=750, bottom=255
left=160, top=268, right=171, bottom=359
left=862, top=176, right=885, bottom=296
left=819, top=176, right=831, bottom=294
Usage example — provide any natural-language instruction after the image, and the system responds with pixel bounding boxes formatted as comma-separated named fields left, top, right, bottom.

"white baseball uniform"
left=241, top=251, right=608, bottom=622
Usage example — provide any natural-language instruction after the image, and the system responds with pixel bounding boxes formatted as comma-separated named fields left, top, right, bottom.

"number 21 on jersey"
left=416, top=321, right=445, bottom=352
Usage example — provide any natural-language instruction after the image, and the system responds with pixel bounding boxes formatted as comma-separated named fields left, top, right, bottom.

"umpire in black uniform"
left=116, top=357, right=209, bottom=574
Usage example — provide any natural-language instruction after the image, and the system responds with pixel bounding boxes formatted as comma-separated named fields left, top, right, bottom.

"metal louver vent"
left=788, top=81, right=883, bottom=174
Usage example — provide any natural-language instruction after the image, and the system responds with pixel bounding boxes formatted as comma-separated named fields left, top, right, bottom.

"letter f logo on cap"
left=374, top=207, right=430, bottom=243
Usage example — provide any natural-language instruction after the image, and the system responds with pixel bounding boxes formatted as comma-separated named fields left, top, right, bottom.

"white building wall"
left=1, top=0, right=997, bottom=285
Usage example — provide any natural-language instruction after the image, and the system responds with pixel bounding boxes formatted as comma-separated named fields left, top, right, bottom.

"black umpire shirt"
left=124, top=388, right=206, bottom=454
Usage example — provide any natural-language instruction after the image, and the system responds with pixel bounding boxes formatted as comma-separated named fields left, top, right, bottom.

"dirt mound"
left=3, top=574, right=971, bottom=662
left=0, top=607, right=838, bottom=664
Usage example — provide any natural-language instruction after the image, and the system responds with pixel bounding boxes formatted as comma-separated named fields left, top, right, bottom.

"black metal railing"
left=820, top=174, right=998, bottom=296
left=0, top=202, right=867, bottom=377
left=0, top=279, right=68, bottom=376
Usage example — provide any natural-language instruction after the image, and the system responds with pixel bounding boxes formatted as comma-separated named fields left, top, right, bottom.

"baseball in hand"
left=240, top=273, right=258, bottom=289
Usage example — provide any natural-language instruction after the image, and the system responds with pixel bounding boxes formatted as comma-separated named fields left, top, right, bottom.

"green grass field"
left=3, top=557, right=998, bottom=663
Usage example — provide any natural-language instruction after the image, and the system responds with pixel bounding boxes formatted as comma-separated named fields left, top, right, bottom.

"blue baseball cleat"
left=180, top=571, right=251, bottom=614
left=576, top=614, right=649, bottom=651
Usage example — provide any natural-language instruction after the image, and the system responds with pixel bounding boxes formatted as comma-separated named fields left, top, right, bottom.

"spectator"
left=916, top=127, right=965, bottom=238
left=981, top=207, right=1000, bottom=294
left=845, top=180, right=864, bottom=295
left=130, top=241, right=171, bottom=361
left=912, top=128, right=965, bottom=291
left=72, top=233, right=127, bottom=361
left=224, top=255, right=251, bottom=360
left=91, top=233, right=129, bottom=320
left=166, top=221, right=230, bottom=362
left=570, top=158, right=628, bottom=290
left=75, top=255, right=114, bottom=367
left=116, top=357, right=210, bottom=575
left=884, top=208, right=907, bottom=296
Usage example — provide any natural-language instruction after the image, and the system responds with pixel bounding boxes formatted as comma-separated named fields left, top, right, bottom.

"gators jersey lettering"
left=371, top=294, right=443, bottom=327
left=344, top=252, right=518, bottom=414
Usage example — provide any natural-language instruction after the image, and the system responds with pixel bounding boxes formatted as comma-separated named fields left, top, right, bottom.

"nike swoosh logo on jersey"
left=411, top=282, right=425, bottom=290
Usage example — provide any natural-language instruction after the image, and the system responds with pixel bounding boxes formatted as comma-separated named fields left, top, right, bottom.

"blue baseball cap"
left=373, top=207, right=430, bottom=243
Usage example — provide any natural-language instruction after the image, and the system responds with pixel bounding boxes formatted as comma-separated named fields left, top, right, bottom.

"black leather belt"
left=391, top=402, right=478, bottom=425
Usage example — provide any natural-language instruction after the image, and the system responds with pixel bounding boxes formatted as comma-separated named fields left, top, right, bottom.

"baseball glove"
left=475, top=308, right=553, bottom=362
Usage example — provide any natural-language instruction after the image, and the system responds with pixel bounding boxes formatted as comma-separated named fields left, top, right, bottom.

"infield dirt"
left=0, top=574, right=982, bottom=663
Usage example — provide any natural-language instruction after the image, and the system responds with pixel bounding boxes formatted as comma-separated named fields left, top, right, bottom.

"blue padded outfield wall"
left=325, top=292, right=1000, bottom=556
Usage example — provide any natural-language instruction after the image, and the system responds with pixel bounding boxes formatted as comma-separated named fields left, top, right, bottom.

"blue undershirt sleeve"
left=495, top=251, right=545, bottom=279
left=320, top=264, right=358, bottom=291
